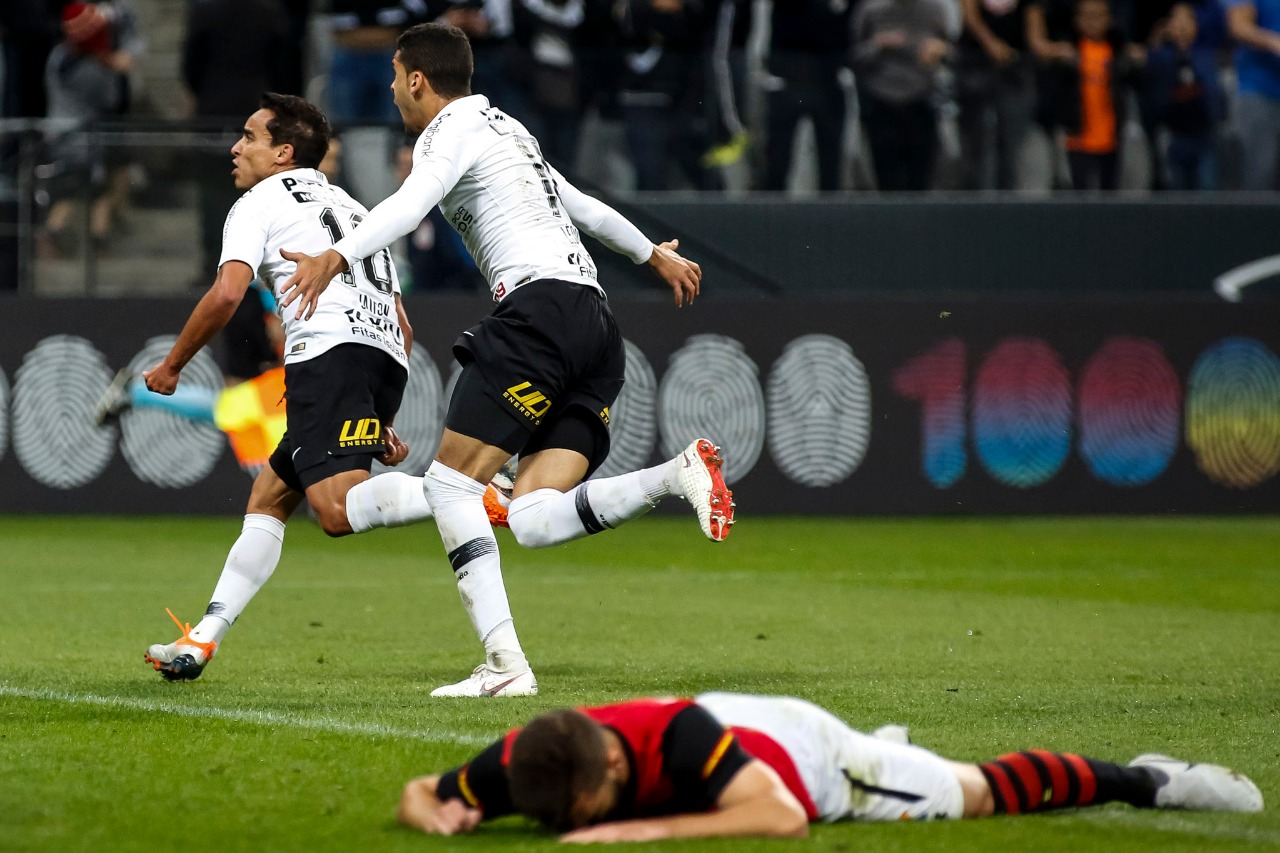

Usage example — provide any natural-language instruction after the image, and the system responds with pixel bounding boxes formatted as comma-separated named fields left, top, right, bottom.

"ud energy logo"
left=504, top=382, right=552, bottom=424
left=338, top=417, right=382, bottom=448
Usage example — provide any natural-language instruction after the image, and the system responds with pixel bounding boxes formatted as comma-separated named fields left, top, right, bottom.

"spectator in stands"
left=1023, top=0, right=1076, bottom=185
left=432, top=0, right=527, bottom=125
left=509, top=0, right=592, bottom=169
left=1225, top=0, right=1280, bottom=189
left=1, top=0, right=62, bottom=120
left=700, top=0, right=752, bottom=176
left=851, top=0, right=959, bottom=191
left=614, top=0, right=721, bottom=191
left=277, top=0, right=313, bottom=97
left=327, top=1, right=430, bottom=126
left=956, top=0, right=1032, bottom=189
left=1055, top=0, right=1136, bottom=190
left=1146, top=2, right=1224, bottom=189
left=40, top=1, right=144, bottom=255
left=184, top=0, right=292, bottom=117
left=1044, top=0, right=1136, bottom=189
left=1124, top=0, right=1179, bottom=190
left=184, top=0, right=292, bottom=278
left=762, top=0, right=852, bottom=192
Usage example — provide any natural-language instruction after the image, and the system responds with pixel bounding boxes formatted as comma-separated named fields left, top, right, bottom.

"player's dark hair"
left=507, top=709, right=609, bottom=832
left=397, top=23, right=473, bottom=99
left=259, top=92, right=331, bottom=169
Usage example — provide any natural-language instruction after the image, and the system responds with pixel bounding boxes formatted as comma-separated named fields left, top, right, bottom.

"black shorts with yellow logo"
left=449, top=279, right=624, bottom=475
left=269, top=343, right=407, bottom=493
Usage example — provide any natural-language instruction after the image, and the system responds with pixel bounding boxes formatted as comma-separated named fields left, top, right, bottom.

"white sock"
left=190, top=514, right=285, bottom=644
left=424, top=461, right=527, bottom=668
left=643, top=456, right=684, bottom=500
left=344, top=472, right=433, bottom=533
left=508, top=471, right=666, bottom=548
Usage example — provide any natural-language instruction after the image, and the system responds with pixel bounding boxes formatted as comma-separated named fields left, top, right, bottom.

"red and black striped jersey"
left=435, top=697, right=818, bottom=823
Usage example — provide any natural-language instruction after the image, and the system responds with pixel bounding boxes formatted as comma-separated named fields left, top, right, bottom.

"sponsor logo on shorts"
left=338, top=417, right=382, bottom=448
left=600, top=406, right=610, bottom=427
left=504, top=382, right=552, bottom=424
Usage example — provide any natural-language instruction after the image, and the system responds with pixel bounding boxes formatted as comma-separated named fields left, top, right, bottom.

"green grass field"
left=1, top=515, right=1277, bottom=852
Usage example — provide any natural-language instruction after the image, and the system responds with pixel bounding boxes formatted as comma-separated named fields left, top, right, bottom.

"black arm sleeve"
left=434, top=737, right=516, bottom=819
left=660, top=705, right=753, bottom=810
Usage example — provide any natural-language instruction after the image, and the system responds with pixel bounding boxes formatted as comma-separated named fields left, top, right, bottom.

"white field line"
left=0, top=685, right=492, bottom=745
left=1074, top=806, right=1280, bottom=846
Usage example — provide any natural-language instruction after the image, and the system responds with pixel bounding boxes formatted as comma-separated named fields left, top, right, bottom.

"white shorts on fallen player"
left=695, top=692, right=964, bottom=822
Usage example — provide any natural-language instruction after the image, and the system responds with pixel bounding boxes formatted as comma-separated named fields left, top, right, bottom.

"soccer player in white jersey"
left=138, top=93, right=445, bottom=681
left=279, top=23, right=733, bottom=698
left=396, top=692, right=1264, bottom=840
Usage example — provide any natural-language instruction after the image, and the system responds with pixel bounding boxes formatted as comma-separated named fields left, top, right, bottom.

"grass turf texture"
left=1, top=515, right=1277, bottom=852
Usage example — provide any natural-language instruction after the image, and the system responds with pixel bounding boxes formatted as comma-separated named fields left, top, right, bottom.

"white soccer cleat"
left=675, top=438, right=735, bottom=542
left=430, top=663, right=538, bottom=698
left=1129, top=754, right=1264, bottom=813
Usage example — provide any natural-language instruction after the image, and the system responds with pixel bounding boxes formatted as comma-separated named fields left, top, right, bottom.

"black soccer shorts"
left=269, top=343, right=407, bottom=493
left=447, top=279, right=624, bottom=477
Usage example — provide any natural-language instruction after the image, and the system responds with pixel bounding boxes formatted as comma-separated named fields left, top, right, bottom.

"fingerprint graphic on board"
left=119, top=337, right=225, bottom=488
left=1077, top=337, right=1181, bottom=486
left=593, top=339, right=657, bottom=479
left=445, top=362, right=463, bottom=407
left=972, top=337, right=1071, bottom=488
left=768, top=335, right=871, bottom=487
left=373, top=347, right=443, bottom=477
left=658, top=334, right=763, bottom=485
left=0, top=367, right=9, bottom=463
left=1186, top=337, right=1280, bottom=489
left=12, top=335, right=117, bottom=488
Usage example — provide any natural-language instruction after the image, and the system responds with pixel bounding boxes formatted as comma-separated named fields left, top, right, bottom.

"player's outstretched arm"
left=281, top=169, right=443, bottom=319
left=143, top=261, right=254, bottom=395
left=548, top=167, right=703, bottom=308
left=398, top=775, right=482, bottom=836
left=560, top=760, right=808, bottom=843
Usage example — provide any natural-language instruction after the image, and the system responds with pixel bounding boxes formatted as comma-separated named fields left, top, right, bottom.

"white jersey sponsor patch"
left=219, top=169, right=407, bottom=369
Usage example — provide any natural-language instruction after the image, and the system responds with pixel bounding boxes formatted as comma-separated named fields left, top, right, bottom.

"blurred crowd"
left=3, top=0, right=1280, bottom=208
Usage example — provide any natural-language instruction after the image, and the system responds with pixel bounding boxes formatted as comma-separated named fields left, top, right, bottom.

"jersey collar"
left=258, top=167, right=326, bottom=190
left=435, top=93, right=490, bottom=123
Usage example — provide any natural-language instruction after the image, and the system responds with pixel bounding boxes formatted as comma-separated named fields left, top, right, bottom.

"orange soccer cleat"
left=144, top=608, right=219, bottom=682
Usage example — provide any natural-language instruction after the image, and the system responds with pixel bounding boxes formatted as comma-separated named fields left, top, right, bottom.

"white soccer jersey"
left=331, top=95, right=654, bottom=301
left=219, top=168, right=407, bottom=369
left=696, top=692, right=965, bottom=823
